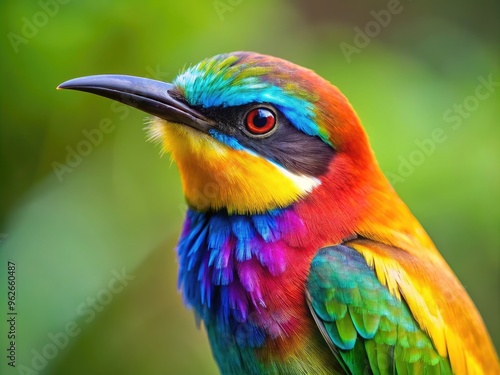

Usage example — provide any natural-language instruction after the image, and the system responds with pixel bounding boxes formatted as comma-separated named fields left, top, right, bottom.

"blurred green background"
left=1, top=1, right=498, bottom=374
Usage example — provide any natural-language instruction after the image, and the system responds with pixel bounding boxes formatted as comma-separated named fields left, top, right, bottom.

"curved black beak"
left=58, top=75, right=214, bottom=133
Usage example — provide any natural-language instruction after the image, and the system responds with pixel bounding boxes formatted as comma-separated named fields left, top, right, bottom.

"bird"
left=58, top=51, right=499, bottom=374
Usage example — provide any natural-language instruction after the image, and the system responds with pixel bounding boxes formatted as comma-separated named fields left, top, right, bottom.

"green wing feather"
left=306, top=245, right=453, bottom=375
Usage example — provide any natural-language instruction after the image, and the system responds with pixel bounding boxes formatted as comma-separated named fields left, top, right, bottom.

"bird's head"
left=59, top=52, right=377, bottom=214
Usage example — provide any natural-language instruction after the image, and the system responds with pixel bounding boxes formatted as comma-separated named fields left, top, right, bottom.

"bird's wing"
left=306, top=242, right=456, bottom=374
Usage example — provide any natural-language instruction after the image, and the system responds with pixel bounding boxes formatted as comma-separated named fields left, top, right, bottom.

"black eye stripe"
left=196, top=103, right=335, bottom=177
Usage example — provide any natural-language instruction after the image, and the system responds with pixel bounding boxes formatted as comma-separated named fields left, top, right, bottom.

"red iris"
left=245, top=107, right=276, bottom=135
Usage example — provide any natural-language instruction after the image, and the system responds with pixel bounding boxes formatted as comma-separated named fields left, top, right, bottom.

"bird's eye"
left=245, top=107, right=276, bottom=135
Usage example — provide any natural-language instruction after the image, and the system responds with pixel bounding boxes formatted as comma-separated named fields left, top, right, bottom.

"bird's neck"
left=175, top=161, right=387, bottom=325
left=176, top=205, right=352, bottom=371
left=175, top=170, right=432, bottom=370
left=176, top=207, right=309, bottom=323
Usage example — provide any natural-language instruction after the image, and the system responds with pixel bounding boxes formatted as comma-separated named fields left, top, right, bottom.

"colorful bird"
left=58, top=52, right=499, bottom=374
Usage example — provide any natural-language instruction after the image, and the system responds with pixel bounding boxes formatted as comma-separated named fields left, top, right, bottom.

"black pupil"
left=253, top=109, right=271, bottom=128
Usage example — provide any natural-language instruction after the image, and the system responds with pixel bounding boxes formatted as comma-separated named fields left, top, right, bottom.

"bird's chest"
left=176, top=208, right=328, bottom=372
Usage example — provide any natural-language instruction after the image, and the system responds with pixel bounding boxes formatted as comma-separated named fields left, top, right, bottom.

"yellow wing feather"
left=348, top=237, right=499, bottom=374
